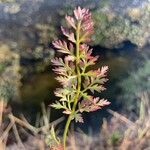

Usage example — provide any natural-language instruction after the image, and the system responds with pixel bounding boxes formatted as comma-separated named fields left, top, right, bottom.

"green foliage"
left=119, top=55, right=150, bottom=112
left=0, top=0, right=16, bottom=2
left=0, top=44, right=20, bottom=101
left=109, top=131, right=121, bottom=145
left=92, top=2, right=150, bottom=48
left=45, top=125, right=61, bottom=147
left=35, top=24, right=58, bottom=46
left=0, top=79, right=15, bottom=101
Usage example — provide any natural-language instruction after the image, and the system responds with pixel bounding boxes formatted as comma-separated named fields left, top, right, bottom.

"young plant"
left=51, top=6, right=110, bottom=150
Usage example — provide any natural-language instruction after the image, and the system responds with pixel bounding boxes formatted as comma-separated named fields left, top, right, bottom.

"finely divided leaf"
left=51, top=101, right=67, bottom=110
left=72, top=113, right=84, bottom=123
left=61, top=26, right=76, bottom=43
left=52, top=40, right=73, bottom=54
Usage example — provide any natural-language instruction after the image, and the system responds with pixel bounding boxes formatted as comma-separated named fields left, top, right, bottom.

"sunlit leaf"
left=72, top=113, right=84, bottom=123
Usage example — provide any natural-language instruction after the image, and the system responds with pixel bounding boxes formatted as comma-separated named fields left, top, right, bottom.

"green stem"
left=63, top=21, right=81, bottom=150
left=62, top=114, right=72, bottom=149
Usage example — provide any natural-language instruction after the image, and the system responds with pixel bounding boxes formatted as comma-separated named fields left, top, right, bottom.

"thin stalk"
left=0, top=100, right=4, bottom=127
left=63, top=21, right=81, bottom=150
left=0, top=121, right=14, bottom=143
left=8, top=114, right=38, bottom=134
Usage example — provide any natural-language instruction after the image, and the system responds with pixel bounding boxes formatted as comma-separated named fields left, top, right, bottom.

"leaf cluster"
left=51, top=7, right=110, bottom=123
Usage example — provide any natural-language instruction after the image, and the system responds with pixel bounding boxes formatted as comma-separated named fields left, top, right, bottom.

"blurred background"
left=0, top=0, right=150, bottom=134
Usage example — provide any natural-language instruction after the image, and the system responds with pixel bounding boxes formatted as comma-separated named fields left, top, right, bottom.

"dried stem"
left=0, top=121, right=14, bottom=143
left=0, top=100, right=4, bottom=127
left=12, top=123, right=25, bottom=149
left=108, top=109, right=137, bottom=130
left=8, top=114, right=38, bottom=134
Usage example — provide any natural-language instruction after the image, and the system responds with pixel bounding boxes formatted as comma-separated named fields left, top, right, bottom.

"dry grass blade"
left=67, top=134, right=77, bottom=150
left=8, top=114, right=38, bottom=134
left=35, top=112, right=41, bottom=128
left=0, top=100, right=5, bottom=128
left=12, top=122, right=25, bottom=149
left=0, top=134, right=8, bottom=150
left=37, top=116, right=64, bottom=132
left=41, top=103, right=50, bottom=133
left=0, top=121, right=14, bottom=143
left=108, top=109, right=137, bottom=130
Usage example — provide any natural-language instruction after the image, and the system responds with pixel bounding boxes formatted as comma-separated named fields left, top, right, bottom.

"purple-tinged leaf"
left=56, top=75, right=77, bottom=87
left=65, top=15, right=76, bottom=29
left=63, top=109, right=71, bottom=115
left=73, top=7, right=89, bottom=21
left=79, top=97, right=110, bottom=113
left=97, top=66, right=108, bottom=77
left=73, top=7, right=93, bottom=42
left=53, top=67, right=67, bottom=76
left=52, top=40, right=72, bottom=54
left=64, top=55, right=75, bottom=62
left=73, top=113, right=84, bottom=123
left=61, top=27, right=76, bottom=43
left=51, top=57, right=64, bottom=66
left=95, top=98, right=110, bottom=106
